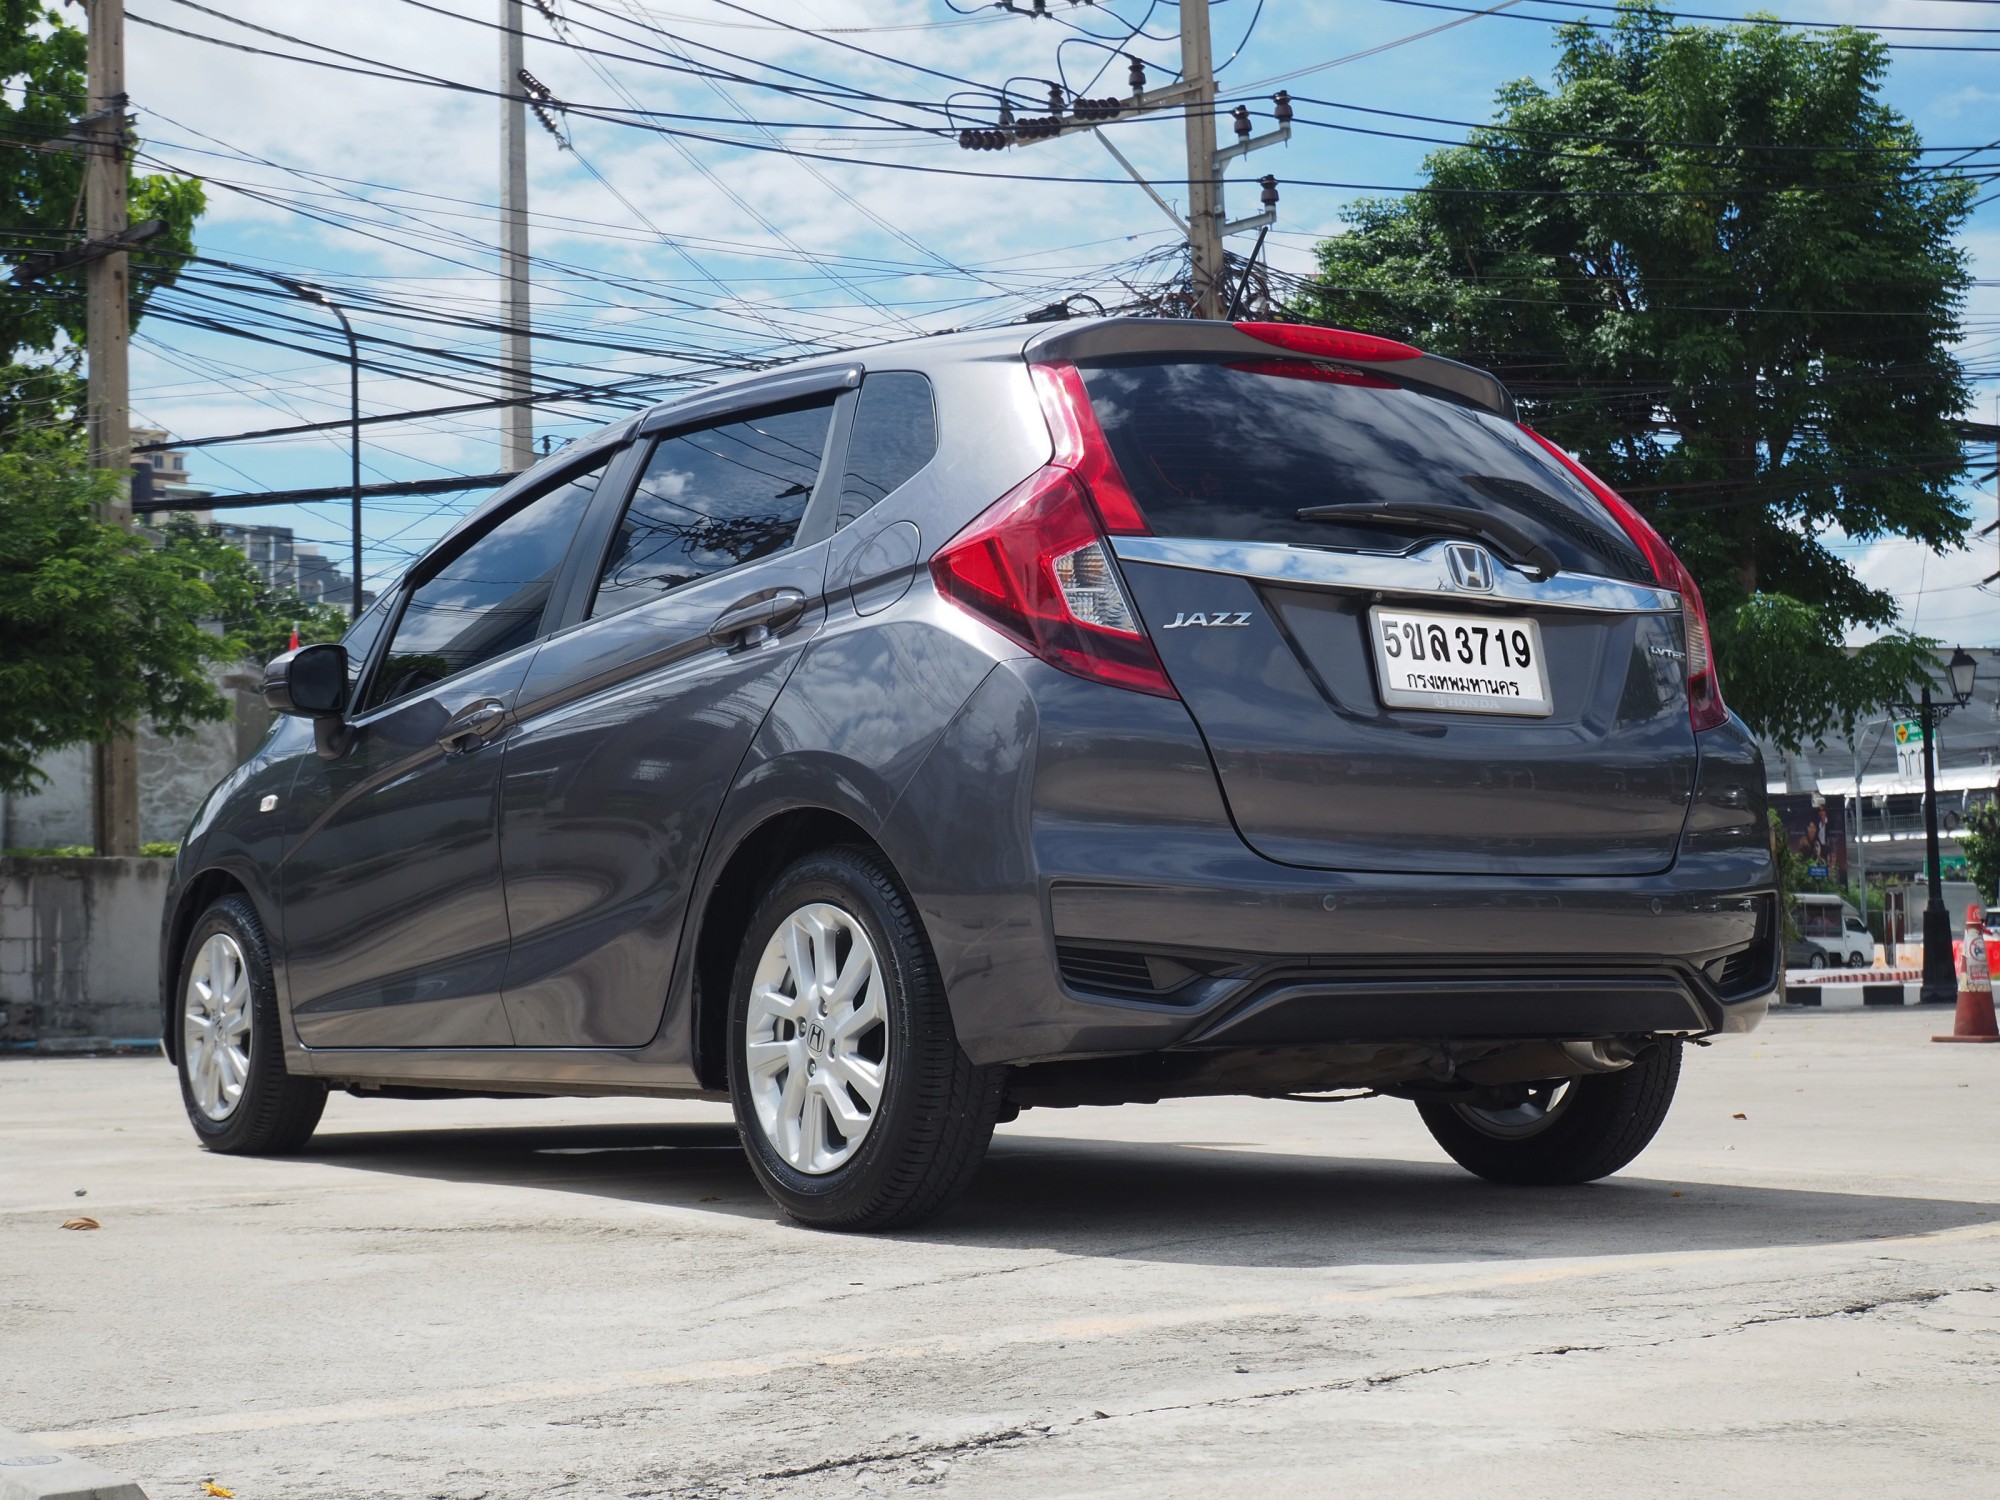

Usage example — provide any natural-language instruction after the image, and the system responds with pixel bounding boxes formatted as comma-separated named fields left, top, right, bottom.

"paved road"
left=4, top=1009, right=1997, bottom=1498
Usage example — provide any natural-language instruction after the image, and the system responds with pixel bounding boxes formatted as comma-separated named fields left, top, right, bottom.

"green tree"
left=1296, top=1, right=1970, bottom=749
left=1960, top=801, right=2000, bottom=907
left=156, top=514, right=352, bottom=665
left=0, top=435, right=345, bottom=795
left=1, top=0, right=204, bottom=378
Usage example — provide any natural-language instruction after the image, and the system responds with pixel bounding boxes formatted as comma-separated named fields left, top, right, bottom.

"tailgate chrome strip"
left=1110, top=536, right=1678, bottom=615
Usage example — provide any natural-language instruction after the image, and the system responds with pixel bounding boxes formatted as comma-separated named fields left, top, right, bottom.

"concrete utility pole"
left=499, top=0, right=533, bottom=469
left=86, top=0, right=140, bottom=856
left=992, top=0, right=1286, bottom=321
left=1178, top=1, right=1224, bottom=320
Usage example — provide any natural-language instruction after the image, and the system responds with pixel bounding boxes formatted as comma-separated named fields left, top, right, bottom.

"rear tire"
left=175, top=894, right=327, bottom=1154
left=1416, top=1039, right=1682, bottom=1186
left=727, top=845, right=1003, bottom=1231
left=1808, top=951, right=1828, bottom=969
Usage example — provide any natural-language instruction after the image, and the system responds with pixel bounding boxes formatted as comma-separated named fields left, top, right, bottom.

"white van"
left=1789, top=894, right=1875, bottom=970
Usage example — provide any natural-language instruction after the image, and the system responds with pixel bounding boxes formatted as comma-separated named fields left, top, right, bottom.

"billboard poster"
left=1769, top=793, right=1847, bottom=884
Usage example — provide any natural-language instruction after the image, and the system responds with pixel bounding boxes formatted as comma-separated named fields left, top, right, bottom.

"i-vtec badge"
left=1162, top=611, right=1253, bottom=629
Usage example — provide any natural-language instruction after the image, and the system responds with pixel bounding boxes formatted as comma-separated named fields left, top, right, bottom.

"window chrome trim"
left=1108, top=535, right=1679, bottom=615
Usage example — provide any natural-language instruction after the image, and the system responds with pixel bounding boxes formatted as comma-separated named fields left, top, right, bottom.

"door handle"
left=709, top=589, right=807, bottom=648
left=437, top=699, right=508, bottom=755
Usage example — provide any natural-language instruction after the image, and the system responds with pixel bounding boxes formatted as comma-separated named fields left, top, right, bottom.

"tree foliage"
left=1294, top=1, right=1973, bottom=749
left=1, top=0, right=204, bottom=372
left=0, top=427, right=347, bottom=795
left=1960, top=801, right=2000, bottom=908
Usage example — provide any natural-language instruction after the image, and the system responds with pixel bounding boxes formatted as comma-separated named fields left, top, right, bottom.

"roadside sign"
left=1895, top=718, right=1932, bottom=778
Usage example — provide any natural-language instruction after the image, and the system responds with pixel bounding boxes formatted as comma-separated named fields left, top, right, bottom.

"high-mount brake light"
left=1521, top=427, right=1728, bottom=733
left=1232, top=321, right=1423, bottom=364
left=929, top=362, right=1174, bottom=698
left=1226, top=357, right=1396, bottom=390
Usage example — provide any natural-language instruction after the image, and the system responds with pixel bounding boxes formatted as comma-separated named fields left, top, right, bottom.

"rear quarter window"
left=836, top=371, right=938, bottom=529
left=1079, top=357, right=1650, bottom=582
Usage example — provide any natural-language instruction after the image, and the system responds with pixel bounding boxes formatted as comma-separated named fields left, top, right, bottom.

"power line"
left=1360, top=0, right=2000, bottom=51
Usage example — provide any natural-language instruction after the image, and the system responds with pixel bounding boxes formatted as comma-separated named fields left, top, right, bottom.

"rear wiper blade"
left=1293, top=501, right=1560, bottom=580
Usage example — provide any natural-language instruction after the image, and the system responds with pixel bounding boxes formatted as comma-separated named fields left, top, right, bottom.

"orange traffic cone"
left=1935, top=905, right=1999, bottom=1043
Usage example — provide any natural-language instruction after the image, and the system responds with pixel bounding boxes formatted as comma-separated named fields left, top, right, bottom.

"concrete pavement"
left=3, top=1008, right=1997, bottom=1497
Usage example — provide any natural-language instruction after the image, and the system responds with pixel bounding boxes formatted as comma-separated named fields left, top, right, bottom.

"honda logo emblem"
left=1444, top=542, right=1497, bottom=593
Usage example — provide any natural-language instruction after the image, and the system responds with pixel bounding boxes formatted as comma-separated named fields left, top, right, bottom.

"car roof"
left=446, top=316, right=1518, bottom=553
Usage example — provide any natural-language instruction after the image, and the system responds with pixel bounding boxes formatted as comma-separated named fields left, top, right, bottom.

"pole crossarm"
left=9, top=219, right=163, bottom=285
left=975, top=79, right=1207, bottom=151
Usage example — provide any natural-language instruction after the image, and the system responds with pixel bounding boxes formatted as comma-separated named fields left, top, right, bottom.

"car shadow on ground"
left=297, top=1118, right=1997, bottom=1269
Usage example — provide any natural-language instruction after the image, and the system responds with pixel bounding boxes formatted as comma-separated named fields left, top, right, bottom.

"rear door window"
left=360, top=457, right=608, bottom=711
left=591, top=398, right=835, bottom=618
left=1079, top=357, right=1650, bottom=581
left=835, top=371, right=937, bottom=529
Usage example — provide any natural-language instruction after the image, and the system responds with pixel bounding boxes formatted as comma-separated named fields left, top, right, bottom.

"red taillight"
left=1029, top=363, right=1149, bottom=534
left=931, top=465, right=1178, bottom=698
left=1521, top=427, right=1728, bottom=733
left=1232, top=321, right=1423, bottom=363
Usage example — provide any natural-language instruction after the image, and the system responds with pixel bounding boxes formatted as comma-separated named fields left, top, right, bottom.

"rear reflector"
left=931, top=464, right=1178, bottom=699
left=1521, top=427, right=1728, bottom=733
left=1232, top=321, right=1423, bottom=364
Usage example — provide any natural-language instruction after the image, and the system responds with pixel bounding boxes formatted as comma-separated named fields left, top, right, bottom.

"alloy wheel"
left=743, top=902, right=889, bottom=1175
left=183, top=931, right=253, bottom=1122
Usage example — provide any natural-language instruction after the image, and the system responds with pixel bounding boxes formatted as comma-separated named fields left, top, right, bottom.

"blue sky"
left=114, top=1, right=2000, bottom=641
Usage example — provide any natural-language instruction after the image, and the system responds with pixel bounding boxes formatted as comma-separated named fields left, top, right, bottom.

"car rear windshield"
left=1077, top=356, right=1652, bottom=582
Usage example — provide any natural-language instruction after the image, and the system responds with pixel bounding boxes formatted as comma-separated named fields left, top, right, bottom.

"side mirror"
left=263, top=643, right=348, bottom=719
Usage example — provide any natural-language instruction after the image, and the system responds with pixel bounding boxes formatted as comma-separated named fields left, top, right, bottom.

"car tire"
left=727, top=845, right=1003, bottom=1231
left=1415, top=1039, right=1682, bottom=1186
left=1808, top=951, right=1827, bottom=969
left=175, top=894, right=327, bottom=1154
left=1849, top=952, right=1868, bottom=969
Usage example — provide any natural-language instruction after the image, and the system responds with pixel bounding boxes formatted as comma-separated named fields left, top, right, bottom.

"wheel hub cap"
left=183, top=932, right=252, bottom=1122
left=744, top=903, right=888, bottom=1175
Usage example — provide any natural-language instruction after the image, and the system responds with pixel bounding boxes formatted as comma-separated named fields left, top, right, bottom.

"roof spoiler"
left=1022, top=317, right=1515, bottom=420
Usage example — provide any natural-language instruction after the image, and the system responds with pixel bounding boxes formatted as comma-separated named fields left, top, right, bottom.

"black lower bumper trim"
left=1186, top=973, right=1709, bottom=1046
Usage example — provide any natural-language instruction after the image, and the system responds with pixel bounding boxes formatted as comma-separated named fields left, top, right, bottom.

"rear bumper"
left=891, top=660, right=1775, bottom=1069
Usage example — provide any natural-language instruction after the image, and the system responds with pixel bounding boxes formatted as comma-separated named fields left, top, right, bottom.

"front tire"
left=1808, top=951, right=1828, bottom=969
left=175, top=894, right=327, bottom=1154
left=1416, top=1039, right=1682, bottom=1186
left=727, top=846, right=1002, bottom=1231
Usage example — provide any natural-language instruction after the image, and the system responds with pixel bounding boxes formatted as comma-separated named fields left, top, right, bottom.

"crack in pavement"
left=1715, top=1283, right=1996, bottom=1336
left=664, top=1289, right=2000, bottom=1492
left=666, top=1343, right=1628, bottom=1493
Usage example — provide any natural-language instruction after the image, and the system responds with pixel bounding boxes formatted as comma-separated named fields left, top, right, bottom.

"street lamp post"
left=232, top=267, right=364, bottom=617
left=285, top=283, right=364, bottom=619
left=1910, top=648, right=1980, bottom=1004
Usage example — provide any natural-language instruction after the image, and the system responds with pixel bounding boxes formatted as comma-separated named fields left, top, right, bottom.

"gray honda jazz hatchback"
left=162, top=317, right=1776, bottom=1229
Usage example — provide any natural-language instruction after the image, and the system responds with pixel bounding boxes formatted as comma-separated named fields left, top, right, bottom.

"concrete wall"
left=0, top=857, right=169, bottom=1049
left=0, top=668, right=268, bottom=850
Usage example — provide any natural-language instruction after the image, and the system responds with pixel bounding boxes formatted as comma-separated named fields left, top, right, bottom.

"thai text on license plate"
left=1368, top=606, right=1552, bottom=716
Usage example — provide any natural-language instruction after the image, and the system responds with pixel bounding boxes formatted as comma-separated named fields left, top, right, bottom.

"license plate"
left=1368, top=606, right=1552, bottom=716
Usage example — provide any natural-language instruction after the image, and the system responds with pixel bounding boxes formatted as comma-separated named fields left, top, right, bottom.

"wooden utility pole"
left=499, top=0, right=533, bottom=470
left=1178, top=0, right=1224, bottom=320
left=86, top=0, right=140, bottom=856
